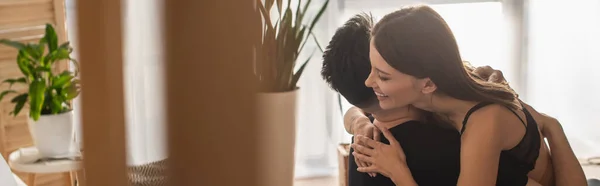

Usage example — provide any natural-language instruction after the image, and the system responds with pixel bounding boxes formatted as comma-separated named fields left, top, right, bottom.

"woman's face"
left=365, top=40, right=426, bottom=110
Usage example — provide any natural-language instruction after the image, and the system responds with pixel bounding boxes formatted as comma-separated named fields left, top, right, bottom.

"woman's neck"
left=371, top=107, right=422, bottom=129
left=423, top=95, right=479, bottom=130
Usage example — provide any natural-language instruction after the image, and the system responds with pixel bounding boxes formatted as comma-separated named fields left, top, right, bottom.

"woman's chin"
left=378, top=99, right=394, bottom=110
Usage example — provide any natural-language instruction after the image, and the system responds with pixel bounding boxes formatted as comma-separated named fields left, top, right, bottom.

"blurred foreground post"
left=165, top=0, right=261, bottom=185
left=77, top=0, right=129, bottom=185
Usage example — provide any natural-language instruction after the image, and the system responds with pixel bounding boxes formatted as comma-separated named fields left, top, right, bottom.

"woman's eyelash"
left=378, top=75, right=389, bottom=81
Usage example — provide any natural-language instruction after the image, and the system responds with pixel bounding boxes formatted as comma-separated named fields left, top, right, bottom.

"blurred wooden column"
left=77, top=0, right=129, bottom=185
left=164, top=0, right=261, bottom=185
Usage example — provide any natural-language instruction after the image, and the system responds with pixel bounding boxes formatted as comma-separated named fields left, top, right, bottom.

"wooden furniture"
left=8, top=147, right=82, bottom=186
left=0, top=0, right=71, bottom=185
left=338, top=144, right=350, bottom=186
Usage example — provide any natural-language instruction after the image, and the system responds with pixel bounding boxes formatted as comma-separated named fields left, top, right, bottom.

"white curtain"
left=526, top=0, right=600, bottom=158
left=293, top=0, right=349, bottom=178
left=122, top=0, right=167, bottom=165
left=67, top=0, right=168, bottom=166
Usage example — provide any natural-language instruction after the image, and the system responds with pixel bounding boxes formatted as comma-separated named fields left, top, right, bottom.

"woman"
left=350, top=5, right=586, bottom=186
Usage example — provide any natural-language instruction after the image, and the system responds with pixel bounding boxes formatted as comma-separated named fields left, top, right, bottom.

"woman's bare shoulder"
left=464, top=103, right=527, bottom=148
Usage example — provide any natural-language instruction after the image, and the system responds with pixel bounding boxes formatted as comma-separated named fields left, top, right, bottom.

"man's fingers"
left=373, top=122, right=399, bottom=146
left=488, top=70, right=506, bottom=83
left=373, top=127, right=381, bottom=142
left=354, top=134, right=368, bottom=146
left=473, top=66, right=493, bottom=79
left=351, top=143, right=374, bottom=156
left=352, top=152, right=373, bottom=164
left=356, top=135, right=380, bottom=149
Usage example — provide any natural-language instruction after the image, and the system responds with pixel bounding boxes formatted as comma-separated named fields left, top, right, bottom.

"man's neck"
left=371, top=106, right=423, bottom=129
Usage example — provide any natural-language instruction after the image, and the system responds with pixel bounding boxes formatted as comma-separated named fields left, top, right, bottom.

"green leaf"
left=308, top=0, right=328, bottom=32
left=2, top=77, right=27, bottom=88
left=44, top=24, right=59, bottom=52
left=298, top=0, right=313, bottom=27
left=11, top=93, right=28, bottom=116
left=47, top=90, right=62, bottom=114
left=295, top=0, right=305, bottom=29
left=17, top=51, right=33, bottom=78
left=38, top=37, right=47, bottom=48
left=276, top=0, right=283, bottom=15
left=70, top=58, right=80, bottom=76
left=299, top=0, right=328, bottom=51
left=34, top=66, right=52, bottom=72
left=28, top=79, right=46, bottom=121
left=257, top=0, right=273, bottom=29
left=58, top=42, right=70, bottom=50
left=265, top=0, right=275, bottom=13
left=0, top=39, right=26, bottom=50
left=64, top=80, right=80, bottom=100
left=310, top=33, right=324, bottom=53
left=44, top=43, right=71, bottom=66
left=24, top=44, right=43, bottom=60
left=0, top=90, right=17, bottom=102
left=53, top=45, right=70, bottom=60
left=290, top=55, right=311, bottom=89
left=294, top=26, right=307, bottom=52
left=52, top=71, right=74, bottom=88
left=276, top=9, right=293, bottom=68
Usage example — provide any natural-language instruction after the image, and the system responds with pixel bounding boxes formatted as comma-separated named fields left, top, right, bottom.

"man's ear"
left=418, top=78, right=437, bottom=94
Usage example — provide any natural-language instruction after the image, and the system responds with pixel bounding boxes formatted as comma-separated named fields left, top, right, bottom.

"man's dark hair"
left=321, top=13, right=376, bottom=108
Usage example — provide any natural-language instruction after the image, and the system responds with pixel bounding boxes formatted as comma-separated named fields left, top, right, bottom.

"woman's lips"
left=374, top=91, right=388, bottom=98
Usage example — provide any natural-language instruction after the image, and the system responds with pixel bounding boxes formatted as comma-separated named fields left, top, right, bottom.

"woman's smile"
left=374, top=91, right=389, bottom=100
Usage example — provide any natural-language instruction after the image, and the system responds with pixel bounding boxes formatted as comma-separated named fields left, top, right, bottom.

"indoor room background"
left=48, top=0, right=600, bottom=184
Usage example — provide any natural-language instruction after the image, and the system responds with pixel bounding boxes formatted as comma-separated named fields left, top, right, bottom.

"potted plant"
left=0, top=24, right=80, bottom=158
left=254, top=0, right=328, bottom=185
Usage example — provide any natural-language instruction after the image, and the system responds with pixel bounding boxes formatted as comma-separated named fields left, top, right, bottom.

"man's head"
left=321, top=13, right=380, bottom=112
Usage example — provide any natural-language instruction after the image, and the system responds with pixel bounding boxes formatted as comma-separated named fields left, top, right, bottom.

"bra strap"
left=461, top=102, right=493, bottom=134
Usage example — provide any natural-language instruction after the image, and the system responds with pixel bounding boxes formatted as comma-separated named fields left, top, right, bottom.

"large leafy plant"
left=0, top=24, right=80, bottom=121
left=255, top=0, right=329, bottom=92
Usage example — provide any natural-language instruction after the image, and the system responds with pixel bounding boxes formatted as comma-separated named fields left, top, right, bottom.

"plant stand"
left=8, top=147, right=83, bottom=186
left=337, top=143, right=350, bottom=186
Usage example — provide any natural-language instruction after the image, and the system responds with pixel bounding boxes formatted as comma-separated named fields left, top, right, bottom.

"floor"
left=294, top=164, right=600, bottom=186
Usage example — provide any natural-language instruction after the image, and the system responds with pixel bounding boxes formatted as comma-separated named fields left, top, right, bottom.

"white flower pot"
left=256, top=89, right=298, bottom=186
left=27, top=111, right=75, bottom=158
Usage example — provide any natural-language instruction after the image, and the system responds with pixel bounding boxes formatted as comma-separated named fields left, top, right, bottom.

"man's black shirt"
left=348, top=120, right=461, bottom=186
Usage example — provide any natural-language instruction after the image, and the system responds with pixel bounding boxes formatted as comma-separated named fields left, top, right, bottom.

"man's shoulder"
left=389, top=121, right=461, bottom=186
left=389, top=120, right=459, bottom=138
left=390, top=120, right=460, bottom=153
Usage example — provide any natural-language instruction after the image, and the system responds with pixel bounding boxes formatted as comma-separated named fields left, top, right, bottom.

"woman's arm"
left=522, top=103, right=587, bottom=186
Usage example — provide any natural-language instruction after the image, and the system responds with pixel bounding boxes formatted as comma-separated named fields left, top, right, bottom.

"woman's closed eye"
left=378, top=73, right=390, bottom=81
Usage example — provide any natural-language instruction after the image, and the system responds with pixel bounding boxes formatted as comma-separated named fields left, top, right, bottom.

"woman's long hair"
left=371, top=5, right=520, bottom=110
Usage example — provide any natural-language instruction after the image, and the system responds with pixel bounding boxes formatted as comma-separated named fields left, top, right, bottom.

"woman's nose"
left=365, top=71, right=375, bottom=88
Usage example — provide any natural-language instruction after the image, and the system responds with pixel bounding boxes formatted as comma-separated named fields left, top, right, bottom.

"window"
left=527, top=0, right=600, bottom=158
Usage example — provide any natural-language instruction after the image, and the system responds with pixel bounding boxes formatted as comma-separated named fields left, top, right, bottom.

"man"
left=321, top=13, right=586, bottom=186
left=322, top=13, right=465, bottom=186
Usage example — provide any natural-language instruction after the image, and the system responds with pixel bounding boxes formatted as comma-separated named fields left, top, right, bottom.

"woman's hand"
left=351, top=122, right=416, bottom=185
left=351, top=116, right=380, bottom=177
